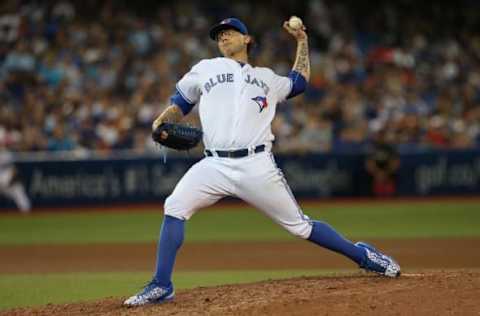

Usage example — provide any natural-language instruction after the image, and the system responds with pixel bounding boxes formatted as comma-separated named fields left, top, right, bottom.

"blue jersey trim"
left=286, top=71, right=307, bottom=99
left=170, top=89, right=195, bottom=115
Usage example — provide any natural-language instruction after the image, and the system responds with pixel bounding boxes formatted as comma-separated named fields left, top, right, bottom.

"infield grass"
left=0, top=269, right=350, bottom=310
left=0, top=201, right=479, bottom=245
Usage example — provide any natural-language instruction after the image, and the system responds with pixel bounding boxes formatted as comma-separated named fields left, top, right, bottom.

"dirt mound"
left=3, top=270, right=480, bottom=316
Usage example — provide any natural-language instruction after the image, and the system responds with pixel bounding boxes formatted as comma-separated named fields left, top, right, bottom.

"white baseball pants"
left=164, top=151, right=313, bottom=239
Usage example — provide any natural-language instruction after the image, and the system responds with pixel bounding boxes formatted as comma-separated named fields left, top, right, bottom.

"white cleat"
left=356, top=242, right=401, bottom=278
left=123, top=281, right=175, bottom=307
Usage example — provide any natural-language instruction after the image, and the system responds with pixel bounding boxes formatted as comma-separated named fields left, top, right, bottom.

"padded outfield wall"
left=1, top=149, right=480, bottom=208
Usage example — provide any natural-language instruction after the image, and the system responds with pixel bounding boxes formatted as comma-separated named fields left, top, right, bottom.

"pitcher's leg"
left=153, top=215, right=184, bottom=287
left=238, top=175, right=365, bottom=264
left=307, top=220, right=364, bottom=263
left=125, top=158, right=233, bottom=306
left=236, top=153, right=364, bottom=264
left=237, top=153, right=400, bottom=277
left=156, top=158, right=233, bottom=284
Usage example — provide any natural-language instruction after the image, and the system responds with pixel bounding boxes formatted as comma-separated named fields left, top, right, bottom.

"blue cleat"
left=356, top=242, right=401, bottom=278
left=123, top=281, right=175, bottom=307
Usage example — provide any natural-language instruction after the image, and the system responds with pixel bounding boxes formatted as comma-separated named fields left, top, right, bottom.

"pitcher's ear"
left=246, top=36, right=256, bottom=54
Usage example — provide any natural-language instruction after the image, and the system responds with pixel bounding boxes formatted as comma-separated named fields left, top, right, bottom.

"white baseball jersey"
left=176, top=57, right=292, bottom=150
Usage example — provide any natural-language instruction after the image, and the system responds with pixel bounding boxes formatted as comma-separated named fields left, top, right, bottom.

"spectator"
left=365, top=131, right=400, bottom=197
left=0, top=0, right=478, bottom=155
left=47, top=125, right=75, bottom=151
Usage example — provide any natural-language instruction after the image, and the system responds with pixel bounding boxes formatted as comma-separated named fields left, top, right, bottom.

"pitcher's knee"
left=164, top=195, right=192, bottom=220
left=284, top=221, right=313, bottom=239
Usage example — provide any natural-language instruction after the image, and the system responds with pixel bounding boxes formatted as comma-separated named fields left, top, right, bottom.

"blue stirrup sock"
left=153, top=215, right=185, bottom=287
left=307, top=220, right=365, bottom=264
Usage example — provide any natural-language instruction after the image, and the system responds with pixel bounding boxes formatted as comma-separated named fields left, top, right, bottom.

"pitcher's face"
left=217, top=29, right=249, bottom=57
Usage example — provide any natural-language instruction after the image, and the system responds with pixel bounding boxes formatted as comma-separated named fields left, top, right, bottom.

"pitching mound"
left=3, top=270, right=479, bottom=316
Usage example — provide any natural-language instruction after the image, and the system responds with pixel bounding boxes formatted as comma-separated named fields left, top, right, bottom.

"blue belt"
left=205, top=145, right=265, bottom=158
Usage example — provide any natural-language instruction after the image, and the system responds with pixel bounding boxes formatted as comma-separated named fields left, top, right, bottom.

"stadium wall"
left=1, top=150, right=480, bottom=208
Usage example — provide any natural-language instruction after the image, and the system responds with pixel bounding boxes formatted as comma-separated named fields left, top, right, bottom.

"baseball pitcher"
left=124, top=17, right=400, bottom=307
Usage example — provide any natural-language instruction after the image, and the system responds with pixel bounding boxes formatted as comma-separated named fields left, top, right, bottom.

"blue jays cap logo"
left=252, top=96, right=268, bottom=113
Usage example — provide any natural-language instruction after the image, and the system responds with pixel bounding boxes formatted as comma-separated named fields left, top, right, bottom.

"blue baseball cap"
left=209, top=18, right=249, bottom=40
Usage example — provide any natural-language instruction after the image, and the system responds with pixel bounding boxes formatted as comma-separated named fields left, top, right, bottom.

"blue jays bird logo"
left=252, top=96, right=268, bottom=113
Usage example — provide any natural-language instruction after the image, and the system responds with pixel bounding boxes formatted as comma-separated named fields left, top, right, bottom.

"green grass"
left=0, top=201, right=478, bottom=311
left=0, top=202, right=479, bottom=245
left=0, top=269, right=346, bottom=310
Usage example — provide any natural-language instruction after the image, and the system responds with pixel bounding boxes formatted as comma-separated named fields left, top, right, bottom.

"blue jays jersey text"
left=204, top=73, right=270, bottom=95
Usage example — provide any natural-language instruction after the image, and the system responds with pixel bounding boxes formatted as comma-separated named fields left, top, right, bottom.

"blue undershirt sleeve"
left=170, top=89, right=195, bottom=115
left=286, top=71, right=307, bottom=99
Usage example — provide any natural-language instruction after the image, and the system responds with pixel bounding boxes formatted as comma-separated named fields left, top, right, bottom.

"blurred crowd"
left=1, top=0, right=480, bottom=155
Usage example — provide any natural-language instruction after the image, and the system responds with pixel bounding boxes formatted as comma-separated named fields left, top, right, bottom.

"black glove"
left=152, top=123, right=202, bottom=150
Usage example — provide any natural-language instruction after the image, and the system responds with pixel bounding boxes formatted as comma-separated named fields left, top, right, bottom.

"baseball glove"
left=152, top=122, right=203, bottom=150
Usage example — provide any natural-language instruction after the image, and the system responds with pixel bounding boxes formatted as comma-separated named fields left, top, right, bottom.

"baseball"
left=288, top=16, right=303, bottom=30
